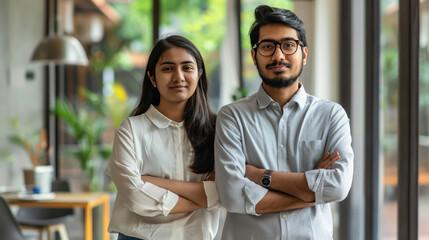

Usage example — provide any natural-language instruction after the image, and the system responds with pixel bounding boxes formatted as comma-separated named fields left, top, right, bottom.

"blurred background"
left=0, top=0, right=428, bottom=239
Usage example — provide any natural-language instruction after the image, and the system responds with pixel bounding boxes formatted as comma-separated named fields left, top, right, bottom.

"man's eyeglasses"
left=252, top=39, right=304, bottom=57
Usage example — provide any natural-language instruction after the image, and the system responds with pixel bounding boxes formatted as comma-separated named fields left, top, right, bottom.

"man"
left=214, top=5, right=353, bottom=239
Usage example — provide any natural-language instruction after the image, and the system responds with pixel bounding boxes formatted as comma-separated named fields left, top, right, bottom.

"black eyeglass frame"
left=252, top=39, right=304, bottom=57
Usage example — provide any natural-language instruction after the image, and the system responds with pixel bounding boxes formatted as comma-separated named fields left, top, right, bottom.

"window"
left=159, top=0, right=227, bottom=110
left=240, top=0, right=294, bottom=94
left=379, top=0, right=399, bottom=238
left=419, top=1, right=429, bottom=237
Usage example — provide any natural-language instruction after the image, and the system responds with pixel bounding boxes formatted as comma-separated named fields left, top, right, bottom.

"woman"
left=106, top=35, right=220, bottom=240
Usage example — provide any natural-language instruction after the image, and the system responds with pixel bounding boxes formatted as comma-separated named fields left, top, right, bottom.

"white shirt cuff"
left=243, top=182, right=268, bottom=216
left=141, top=182, right=179, bottom=216
left=203, top=181, right=220, bottom=209
left=305, top=169, right=326, bottom=205
left=160, top=190, right=179, bottom=216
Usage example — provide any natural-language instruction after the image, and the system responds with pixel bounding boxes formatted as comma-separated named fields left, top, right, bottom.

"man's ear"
left=251, top=49, right=257, bottom=65
left=302, top=47, right=308, bottom=65
left=148, top=72, right=156, bottom=87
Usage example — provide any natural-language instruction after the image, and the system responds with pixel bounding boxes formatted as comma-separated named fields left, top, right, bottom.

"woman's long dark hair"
left=131, top=35, right=216, bottom=174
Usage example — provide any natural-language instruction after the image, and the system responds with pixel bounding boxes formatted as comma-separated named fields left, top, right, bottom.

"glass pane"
left=419, top=2, right=429, bottom=238
left=160, top=0, right=227, bottom=110
left=380, top=0, right=399, bottom=239
left=59, top=0, right=153, bottom=192
left=240, top=0, right=294, bottom=95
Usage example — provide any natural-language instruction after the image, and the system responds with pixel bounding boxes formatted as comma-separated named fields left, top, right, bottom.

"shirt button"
left=282, top=213, right=287, bottom=219
left=280, top=144, right=284, bottom=148
left=281, top=119, right=284, bottom=122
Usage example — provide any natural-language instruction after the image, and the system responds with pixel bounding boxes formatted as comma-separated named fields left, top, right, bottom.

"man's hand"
left=316, top=152, right=341, bottom=169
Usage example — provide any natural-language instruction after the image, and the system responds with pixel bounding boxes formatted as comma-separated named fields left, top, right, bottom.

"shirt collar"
left=256, top=83, right=307, bottom=110
left=290, top=84, right=307, bottom=110
left=146, top=105, right=184, bottom=129
left=256, top=85, right=274, bottom=109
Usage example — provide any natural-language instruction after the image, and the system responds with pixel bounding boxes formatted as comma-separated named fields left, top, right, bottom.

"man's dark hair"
left=249, top=5, right=307, bottom=48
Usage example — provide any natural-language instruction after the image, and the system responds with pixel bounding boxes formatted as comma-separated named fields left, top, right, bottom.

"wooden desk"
left=5, top=192, right=110, bottom=240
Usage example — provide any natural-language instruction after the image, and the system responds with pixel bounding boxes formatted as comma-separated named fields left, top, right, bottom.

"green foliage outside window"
left=91, top=0, right=153, bottom=72
left=159, top=0, right=226, bottom=78
left=241, top=0, right=294, bottom=91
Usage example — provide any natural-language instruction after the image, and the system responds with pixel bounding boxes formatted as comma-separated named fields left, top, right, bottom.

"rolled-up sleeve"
left=203, top=181, right=220, bottom=209
left=106, top=119, right=179, bottom=217
left=214, top=107, right=268, bottom=215
left=305, top=105, right=354, bottom=204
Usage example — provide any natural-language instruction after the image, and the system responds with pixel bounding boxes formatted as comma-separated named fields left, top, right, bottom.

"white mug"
left=33, top=166, right=53, bottom=194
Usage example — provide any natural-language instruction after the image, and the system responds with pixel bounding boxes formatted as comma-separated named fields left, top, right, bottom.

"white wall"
left=0, top=0, right=45, bottom=188
left=219, top=0, right=240, bottom=107
left=294, top=1, right=315, bottom=95
left=313, top=0, right=340, bottom=102
left=295, top=0, right=339, bottom=101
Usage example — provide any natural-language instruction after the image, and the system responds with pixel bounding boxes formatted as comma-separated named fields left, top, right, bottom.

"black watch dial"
left=262, top=177, right=270, bottom=186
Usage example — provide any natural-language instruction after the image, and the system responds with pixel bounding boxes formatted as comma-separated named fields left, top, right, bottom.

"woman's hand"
left=205, top=171, right=215, bottom=181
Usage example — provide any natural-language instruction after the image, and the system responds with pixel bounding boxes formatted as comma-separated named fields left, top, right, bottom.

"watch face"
left=262, top=177, right=270, bottom=186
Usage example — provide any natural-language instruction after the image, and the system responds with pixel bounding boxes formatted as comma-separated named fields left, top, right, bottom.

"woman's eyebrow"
left=159, top=61, right=175, bottom=65
left=159, top=61, right=196, bottom=65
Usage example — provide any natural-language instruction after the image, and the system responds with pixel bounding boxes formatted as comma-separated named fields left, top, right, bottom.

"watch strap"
left=264, top=169, right=273, bottom=177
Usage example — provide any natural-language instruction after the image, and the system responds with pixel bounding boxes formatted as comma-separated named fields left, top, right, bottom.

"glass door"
left=380, top=0, right=399, bottom=238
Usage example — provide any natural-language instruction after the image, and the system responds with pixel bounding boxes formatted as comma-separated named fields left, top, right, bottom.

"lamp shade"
left=30, top=35, right=89, bottom=66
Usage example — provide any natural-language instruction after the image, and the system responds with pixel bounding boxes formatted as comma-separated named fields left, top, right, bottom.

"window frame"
left=397, top=0, right=419, bottom=238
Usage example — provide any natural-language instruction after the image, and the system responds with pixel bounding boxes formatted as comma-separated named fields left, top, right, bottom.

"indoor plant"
left=7, top=118, right=53, bottom=192
left=54, top=89, right=112, bottom=192
left=54, top=84, right=132, bottom=192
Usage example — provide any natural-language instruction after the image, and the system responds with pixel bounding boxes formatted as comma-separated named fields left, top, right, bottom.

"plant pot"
left=23, top=167, right=35, bottom=192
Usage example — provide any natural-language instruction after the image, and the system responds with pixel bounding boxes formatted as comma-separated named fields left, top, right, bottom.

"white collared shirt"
left=106, top=105, right=220, bottom=240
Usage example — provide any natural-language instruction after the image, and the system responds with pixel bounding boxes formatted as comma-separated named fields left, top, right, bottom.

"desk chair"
left=0, top=195, right=26, bottom=240
left=17, top=179, right=74, bottom=240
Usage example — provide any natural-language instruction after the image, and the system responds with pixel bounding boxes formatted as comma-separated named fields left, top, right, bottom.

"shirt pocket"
left=298, top=139, right=325, bottom=171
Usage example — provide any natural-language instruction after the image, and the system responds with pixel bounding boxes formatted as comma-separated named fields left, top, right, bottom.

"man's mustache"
left=266, top=61, right=292, bottom=69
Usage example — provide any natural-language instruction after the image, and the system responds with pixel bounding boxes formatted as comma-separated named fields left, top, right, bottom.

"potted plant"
left=7, top=118, right=53, bottom=192
left=8, top=120, right=52, bottom=167
left=54, top=84, right=132, bottom=192
left=54, top=89, right=112, bottom=192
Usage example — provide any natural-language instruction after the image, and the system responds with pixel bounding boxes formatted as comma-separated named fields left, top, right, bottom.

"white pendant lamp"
left=30, top=35, right=89, bottom=65
left=30, top=0, right=89, bottom=66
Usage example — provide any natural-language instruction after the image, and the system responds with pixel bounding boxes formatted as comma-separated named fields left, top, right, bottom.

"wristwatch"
left=261, top=169, right=273, bottom=188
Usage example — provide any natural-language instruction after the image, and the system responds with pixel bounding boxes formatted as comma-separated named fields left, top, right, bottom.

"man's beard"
left=257, top=59, right=303, bottom=88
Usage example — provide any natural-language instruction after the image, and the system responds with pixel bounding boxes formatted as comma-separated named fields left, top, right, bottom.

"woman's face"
left=148, top=47, right=200, bottom=107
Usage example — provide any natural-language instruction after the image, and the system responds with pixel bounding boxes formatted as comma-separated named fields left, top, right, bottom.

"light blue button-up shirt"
left=215, top=85, right=353, bottom=240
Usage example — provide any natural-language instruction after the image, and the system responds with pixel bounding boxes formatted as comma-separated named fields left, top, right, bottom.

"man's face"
left=251, top=23, right=308, bottom=88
